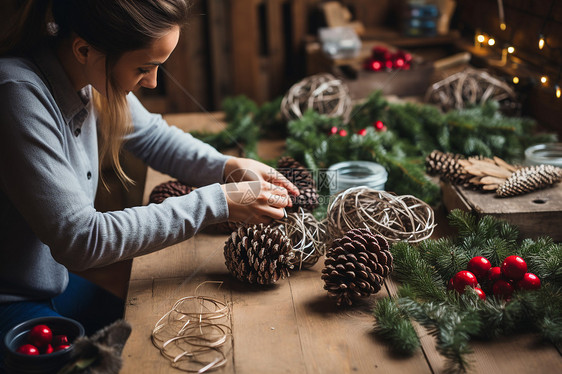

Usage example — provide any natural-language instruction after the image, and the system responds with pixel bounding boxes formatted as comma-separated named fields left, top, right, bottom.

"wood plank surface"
left=121, top=112, right=561, bottom=373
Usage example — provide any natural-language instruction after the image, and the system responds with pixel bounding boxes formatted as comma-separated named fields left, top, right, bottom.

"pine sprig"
left=372, top=297, right=420, bottom=354
left=373, top=210, right=562, bottom=372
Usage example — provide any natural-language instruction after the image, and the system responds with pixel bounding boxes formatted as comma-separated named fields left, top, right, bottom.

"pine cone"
left=224, top=224, right=294, bottom=285
left=149, top=180, right=193, bottom=204
left=321, top=228, right=393, bottom=306
left=496, top=164, right=562, bottom=197
left=425, top=150, right=467, bottom=184
left=277, top=156, right=319, bottom=211
left=149, top=180, right=237, bottom=234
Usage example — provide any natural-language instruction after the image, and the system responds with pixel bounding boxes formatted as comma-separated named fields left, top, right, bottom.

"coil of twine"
left=326, top=187, right=435, bottom=244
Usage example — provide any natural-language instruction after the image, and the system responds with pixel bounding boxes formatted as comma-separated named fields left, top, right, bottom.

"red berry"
left=467, top=256, right=492, bottom=280
left=16, top=344, right=39, bottom=355
left=29, top=324, right=52, bottom=348
left=374, top=120, right=384, bottom=130
left=488, top=266, right=502, bottom=282
left=338, top=129, right=348, bottom=137
left=52, top=335, right=69, bottom=347
left=330, top=126, right=338, bottom=135
left=474, top=287, right=486, bottom=301
left=43, top=344, right=54, bottom=354
left=501, top=256, right=527, bottom=280
left=358, top=128, right=367, bottom=136
left=453, top=270, right=478, bottom=293
left=493, top=279, right=514, bottom=299
left=53, top=344, right=71, bottom=352
left=517, top=273, right=541, bottom=290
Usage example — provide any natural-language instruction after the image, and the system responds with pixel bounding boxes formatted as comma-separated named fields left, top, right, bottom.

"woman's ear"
left=72, top=36, right=91, bottom=65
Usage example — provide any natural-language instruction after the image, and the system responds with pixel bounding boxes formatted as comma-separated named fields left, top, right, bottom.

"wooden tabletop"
left=121, top=112, right=562, bottom=374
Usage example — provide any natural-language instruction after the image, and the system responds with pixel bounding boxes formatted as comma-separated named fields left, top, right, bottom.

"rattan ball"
left=280, top=73, right=352, bottom=122
left=326, top=187, right=435, bottom=244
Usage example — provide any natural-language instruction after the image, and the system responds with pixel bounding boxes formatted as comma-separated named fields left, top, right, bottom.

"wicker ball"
left=326, top=187, right=435, bottom=244
left=280, top=73, right=352, bottom=122
left=274, top=210, right=327, bottom=270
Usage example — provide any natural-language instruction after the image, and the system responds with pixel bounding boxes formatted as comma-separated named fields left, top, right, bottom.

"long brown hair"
left=1, top=0, right=190, bottom=187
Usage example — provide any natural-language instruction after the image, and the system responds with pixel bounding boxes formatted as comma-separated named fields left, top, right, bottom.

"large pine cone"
left=277, top=156, right=319, bottom=211
left=149, top=180, right=238, bottom=234
left=321, top=228, right=393, bottom=306
left=224, top=224, right=294, bottom=285
left=497, top=164, right=562, bottom=197
left=425, top=150, right=467, bottom=185
left=149, top=180, right=193, bottom=204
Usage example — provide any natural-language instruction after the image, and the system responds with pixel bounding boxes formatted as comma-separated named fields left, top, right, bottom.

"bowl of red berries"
left=3, top=316, right=84, bottom=374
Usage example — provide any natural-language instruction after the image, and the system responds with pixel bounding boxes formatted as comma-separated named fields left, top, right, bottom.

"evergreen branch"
left=372, top=298, right=420, bottom=354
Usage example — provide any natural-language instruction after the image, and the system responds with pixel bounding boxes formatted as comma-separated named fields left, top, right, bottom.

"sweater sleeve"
left=0, top=81, right=229, bottom=272
left=124, top=93, right=232, bottom=187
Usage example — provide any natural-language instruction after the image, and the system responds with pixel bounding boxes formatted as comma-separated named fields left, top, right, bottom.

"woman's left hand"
left=224, top=157, right=300, bottom=199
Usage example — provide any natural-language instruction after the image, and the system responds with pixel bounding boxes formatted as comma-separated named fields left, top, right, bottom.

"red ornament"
left=339, top=129, right=348, bottom=137
left=453, top=270, right=478, bottom=293
left=467, top=256, right=492, bottom=280
left=53, top=335, right=69, bottom=347
left=473, top=287, right=486, bottom=301
left=330, top=126, right=338, bottom=135
left=493, top=279, right=514, bottom=299
left=488, top=266, right=502, bottom=283
left=501, top=255, right=527, bottom=281
left=43, top=344, right=54, bottom=354
left=29, top=324, right=52, bottom=349
left=53, top=344, right=71, bottom=352
left=517, top=273, right=541, bottom=290
left=16, top=344, right=40, bottom=355
left=358, top=128, right=367, bottom=136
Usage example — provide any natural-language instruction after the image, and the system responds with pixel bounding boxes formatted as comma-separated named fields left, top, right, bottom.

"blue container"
left=3, top=316, right=85, bottom=374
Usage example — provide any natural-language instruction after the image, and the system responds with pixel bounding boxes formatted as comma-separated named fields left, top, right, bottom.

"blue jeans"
left=0, top=273, right=124, bottom=370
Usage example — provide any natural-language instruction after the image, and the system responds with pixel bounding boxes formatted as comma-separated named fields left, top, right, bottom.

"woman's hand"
left=221, top=158, right=300, bottom=224
left=224, top=158, right=300, bottom=197
left=221, top=180, right=290, bottom=224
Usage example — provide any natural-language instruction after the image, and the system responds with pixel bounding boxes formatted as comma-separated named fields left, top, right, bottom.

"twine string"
left=327, top=187, right=435, bottom=243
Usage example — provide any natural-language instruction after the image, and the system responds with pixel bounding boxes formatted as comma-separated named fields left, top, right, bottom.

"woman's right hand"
left=221, top=180, right=290, bottom=224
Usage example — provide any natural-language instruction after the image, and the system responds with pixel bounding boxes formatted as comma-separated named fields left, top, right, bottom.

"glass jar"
left=328, top=161, right=388, bottom=195
left=524, top=143, right=562, bottom=168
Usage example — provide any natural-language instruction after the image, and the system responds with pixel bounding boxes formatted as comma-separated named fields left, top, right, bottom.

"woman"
left=0, top=0, right=298, bottom=356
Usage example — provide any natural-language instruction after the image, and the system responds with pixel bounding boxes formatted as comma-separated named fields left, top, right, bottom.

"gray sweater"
left=0, top=45, right=231, bottom=303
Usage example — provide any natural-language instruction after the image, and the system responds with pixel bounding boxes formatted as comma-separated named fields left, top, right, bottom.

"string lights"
left=473, top=0, right=560, bottom=99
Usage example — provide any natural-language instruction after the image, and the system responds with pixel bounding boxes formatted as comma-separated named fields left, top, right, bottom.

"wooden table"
left=121, top=113, right=562, bottom=373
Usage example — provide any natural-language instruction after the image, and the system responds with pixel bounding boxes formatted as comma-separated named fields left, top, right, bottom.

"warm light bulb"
left=539, top=35, right=545, bottom=50
left=477, top=34, right=485, bottom=43
left=556, top=85, right=561, bottom=98
left=507, top=46, right=515, bottom=54
left=512, top=76, right=520, bottom=84
left=541, top=76, right=548, bottom=84
left=488, top=38, right=496, bottom=46
left=500, top=23, right=507, bottom=31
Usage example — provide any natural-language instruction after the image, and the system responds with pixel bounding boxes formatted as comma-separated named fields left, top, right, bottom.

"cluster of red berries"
left=363, top=46, right=412, bottom=72
left=15, top=324, right=71, bottom=355
left=448, top=255, right=541, bottom=300
left=331, top=121, right=387, bottom=137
